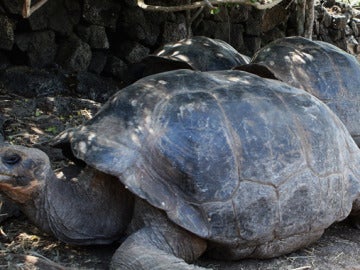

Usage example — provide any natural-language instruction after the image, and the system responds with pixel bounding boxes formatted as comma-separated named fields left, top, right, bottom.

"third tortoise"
left=237, top=36, right=360, bottom=146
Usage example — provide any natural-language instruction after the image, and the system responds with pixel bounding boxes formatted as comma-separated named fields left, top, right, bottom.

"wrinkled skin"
left=0, top=145, right=134, bottom=245
left=1, top=70, right=360, bottom=269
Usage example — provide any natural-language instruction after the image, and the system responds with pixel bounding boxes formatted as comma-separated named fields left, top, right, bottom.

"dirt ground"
left=1, top=76, right=360, bottom=269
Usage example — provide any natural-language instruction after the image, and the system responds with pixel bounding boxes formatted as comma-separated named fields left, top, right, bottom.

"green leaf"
left=35, top=109, right=43, bottom=117
left=45, top=126, right=57, bottom=134
left=210, top=7, right=220, bottom=14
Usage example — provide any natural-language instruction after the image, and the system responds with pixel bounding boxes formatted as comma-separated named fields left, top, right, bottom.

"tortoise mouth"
left=0, top=173, right=14, bottom=182
left=0, top=178, right=41, bottom=203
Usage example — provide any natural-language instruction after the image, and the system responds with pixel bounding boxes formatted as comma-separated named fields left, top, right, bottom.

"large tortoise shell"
left=55, top=69, right=360, bottom=258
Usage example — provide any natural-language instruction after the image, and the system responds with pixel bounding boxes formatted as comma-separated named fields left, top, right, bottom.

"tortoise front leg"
left=110, top=199, right=208, bottom=270
left=110, top=226, right=208, bottom=270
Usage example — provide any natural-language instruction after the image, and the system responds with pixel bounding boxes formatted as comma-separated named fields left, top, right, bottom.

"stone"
left=144, top=7, right=170, bottom=26
left=162, top=21, right=187, bottom=44
left=213, top=22, right=232, bottom=42
left=262, top=27, right=286, bottom=46
left=123, top=0, right=138, bottom=7
left=117, top=41, right=150, bottom=64
left=322, top=9, right=332, bottom=28
left=328, top=28, right=345, bottom=41
left=77, top=25, right=109, bottom=49
left=83, top=0, right=121, bottom=29
left=229, top=24, right=246, bottom=53
left=28, top=0, right=81, bottom=35
left=244, top=36, right=262, bottom=55
left=351, top=20, right=359, bottom=37
left=347, top=35, right=359, bottom=54
left=57, top=35, right=92, bottom=72
left=261, top=3, right=289, bottom=33
left=345, top=24, right=353, bottom=36
left=208, top=6, right=233, bottom=22
left=0, top=66, right=68, bottom=98
left=0, top=51, right=11, bottom=71
left=88, top=50, right=108, bottom=74
left=323, top=0, right=336, bottom=8
left=229, top=5, right=251, bottom=23
left=64, top=0, right=82, bottom=24
left=119, top=7, right=159, bottom=47
left=194, top=20, right=232, bottom=44
left=333, top=38, right=347, bottom=51
left=352, top=18, right=360, bottom=37
left=15, top=31, right=57, bottom=68
left=76, top=25, right=91, bottom=43
left=194, top=20, right=217, bottom=38
left=104, top=55, right=128, bottom=82
left=0, top=15, right=15, bottom=50
left=331, top=14, right=348, bottom=30
left=2, top=0, right=22, bottom=15
left=75, top=72, right=121, bottom=102
left=245, top=10, right=265, bottom=36
left=318, top=22, right=329, bottom=37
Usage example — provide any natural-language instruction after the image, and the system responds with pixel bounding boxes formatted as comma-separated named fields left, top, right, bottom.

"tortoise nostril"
left=2, top=153, right=22, bottom=165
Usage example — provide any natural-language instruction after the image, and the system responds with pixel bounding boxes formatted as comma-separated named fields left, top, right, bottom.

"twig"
left=190, top=6, right=204, bottom=25
left=137, top=0, right=284, bottom=11
left=22, top=0, right=48, bottom=18
left=7, top=253, right=67, bottom=270
left=290, top=266, right=312, bottom=270
left=285, top=0, right=295, bottom=9
left=204, top=0, right=215, bottom=8
left=22, top=0, right=31, bottom=18
left=27, top=251, right=58, bottom=264
left=304, top=0, right=315, bottom=38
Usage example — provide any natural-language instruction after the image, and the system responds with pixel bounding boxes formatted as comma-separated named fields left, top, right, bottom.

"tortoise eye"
left=2, top=153, right=22, bottom=165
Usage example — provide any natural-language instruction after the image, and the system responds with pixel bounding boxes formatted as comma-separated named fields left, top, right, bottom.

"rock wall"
left=314, top=0, right=360, bottom=57
left=0, top=0, right=359, bottom=84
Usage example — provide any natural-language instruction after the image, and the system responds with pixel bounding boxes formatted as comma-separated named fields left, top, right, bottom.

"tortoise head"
left=0, top=145, right=50, bottom=204
left=0, top=144, right=135, bottom=245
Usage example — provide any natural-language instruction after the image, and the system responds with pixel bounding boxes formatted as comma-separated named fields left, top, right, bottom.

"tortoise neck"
left=42, top=166, right=135, bottom=245
left=16, top=170, right=55, bottom=235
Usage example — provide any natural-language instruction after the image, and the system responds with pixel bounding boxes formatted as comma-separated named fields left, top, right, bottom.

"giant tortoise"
left=0, top=69, right=360, bottom=269
left=237, top=36, right=360, bottom=146
left=129, top=36, right=250, bottom=83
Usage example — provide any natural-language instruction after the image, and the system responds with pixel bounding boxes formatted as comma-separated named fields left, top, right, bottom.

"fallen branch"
left=22, top=0, right=48, bottom=18
left=137, top=0, right=284, bottom=11
left=8, top=253, right=66, bottom=270
left=304, top=0, right=314, bottom=38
